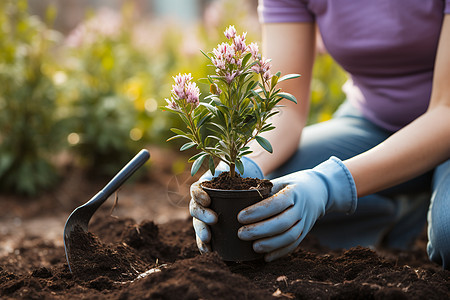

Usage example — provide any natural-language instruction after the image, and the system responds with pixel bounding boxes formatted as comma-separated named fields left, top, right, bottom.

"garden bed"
left=0, top=149, right=449, bottom=299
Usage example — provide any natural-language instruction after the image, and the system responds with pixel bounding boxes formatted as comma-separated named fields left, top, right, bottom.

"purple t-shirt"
left=259, top=0, right=450, bottom=131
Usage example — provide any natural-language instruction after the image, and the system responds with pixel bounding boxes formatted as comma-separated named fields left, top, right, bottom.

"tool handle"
left=102, top=149, right=150, bottom=196
left=85, top=149, right=150, bottom=209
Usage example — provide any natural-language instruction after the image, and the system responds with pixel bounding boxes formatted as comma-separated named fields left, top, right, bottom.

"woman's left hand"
left=237, top=157, right=357, bottom=262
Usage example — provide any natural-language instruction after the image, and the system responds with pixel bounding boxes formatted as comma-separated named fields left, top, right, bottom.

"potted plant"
left=164, top=25, right=299, bottom=261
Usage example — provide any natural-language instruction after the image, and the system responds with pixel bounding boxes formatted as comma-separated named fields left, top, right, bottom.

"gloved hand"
left=237, top=156, right=357, bottom=262
left=189, top=157, right=264, bottom=253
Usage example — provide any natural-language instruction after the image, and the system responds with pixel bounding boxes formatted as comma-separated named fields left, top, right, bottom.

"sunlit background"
left=0, top=0, right=347, bottom=196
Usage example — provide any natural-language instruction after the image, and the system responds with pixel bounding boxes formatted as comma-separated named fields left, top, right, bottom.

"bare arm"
left=344, top=15, right=450, bottom=197
left=249, top=22, right=316, bottom=175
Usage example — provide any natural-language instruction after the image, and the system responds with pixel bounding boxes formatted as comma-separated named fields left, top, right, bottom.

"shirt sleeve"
left=446, top=0, right=450, bottom=13
left=257, top=0, right=315, bottom=23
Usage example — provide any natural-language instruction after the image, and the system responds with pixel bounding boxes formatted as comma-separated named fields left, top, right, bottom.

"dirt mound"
left=1, top=216, right=449, bottom=299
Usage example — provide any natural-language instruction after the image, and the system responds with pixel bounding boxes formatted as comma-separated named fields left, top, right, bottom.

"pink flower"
left=247, top=42, right=259, bottom=59
left=233, top=32, right=247, bottom=52
left=165, top=98, right=181, bottom=112
left=224, top=25, right=237, bottom=40
left=212, top=58, right=226, bottom=70
left=213, top=42, right=236, bottom=64
left=224, top=71, right=239, bottom=84
left=259, top=57, right=271, bottom=73
left=173, top=73, right=193, bottom=86
left=170, top=73, right=200, bottom=108
left=185, top=82, right=200, bottom=106
left=263, top=70, right=272, bottom=81
left=251, top=64, right=261, bottom=74
left=252, top=57, right=272, bottom=80
left=213, top=43, right=226, bottom=60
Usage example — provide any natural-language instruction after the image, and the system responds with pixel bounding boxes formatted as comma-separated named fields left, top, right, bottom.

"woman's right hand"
left=189, top=180, right=217, bottom=253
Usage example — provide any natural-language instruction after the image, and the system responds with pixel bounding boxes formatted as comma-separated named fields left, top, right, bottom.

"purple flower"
left=213, top=58, right=226, bottom=70
left=169, top=73, right=200, bottom=108
left=247, top=42, right=259, bottom=59
left=233, top=32, right=247, bottom=52
left=165, top=98, right=181, bottom=112
left=263, top=70, right=272, bottom=81
left=252, top=57, right=271, bottom=74
left=213, top=42, right=236, bottom=65
left=259, top=57, right=271, bottom=73
left=172, top=83, right=186, bottom=99
left=224, top=25, right=236, bottom=40
left=224, top=71, right=239, bottom=84
left=251, top=64, right=261, bottom=74
left=173, top=73, right=193, bottom=87
left=185, top=81, right=200, bottom=106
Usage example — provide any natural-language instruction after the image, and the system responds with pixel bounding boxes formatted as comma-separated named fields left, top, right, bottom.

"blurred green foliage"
left=0, top=0, right=346, bottom=195
left=309, top=54, right=347, bottom=124
left=0, top=0, right=66, bottom=195
left=60, top=9, right=149, bottom=176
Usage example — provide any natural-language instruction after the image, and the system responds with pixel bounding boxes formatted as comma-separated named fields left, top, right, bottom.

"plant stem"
left=230, top=162, right=236, bottom=178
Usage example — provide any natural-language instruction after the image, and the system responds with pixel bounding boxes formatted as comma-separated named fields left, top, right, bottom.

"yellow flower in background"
left=318, top=110, right=333, bottom=122
left=122, top=76, right=146, bottom=111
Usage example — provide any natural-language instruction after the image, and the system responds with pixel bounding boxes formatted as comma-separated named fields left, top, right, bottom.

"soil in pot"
left=201, top=172, right=273, bottom=262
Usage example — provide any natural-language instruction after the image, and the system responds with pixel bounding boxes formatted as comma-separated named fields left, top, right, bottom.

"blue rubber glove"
left=189, top=157, right=264, bottom=253
left=237, top=156, right=357, bottom=262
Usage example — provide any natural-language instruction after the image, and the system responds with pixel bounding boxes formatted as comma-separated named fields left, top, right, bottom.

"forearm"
left=249, top=22, right=316, bottom=175
left=344, top=104, right=450, bottom=197
left=248, top=106, right=307, bottom=175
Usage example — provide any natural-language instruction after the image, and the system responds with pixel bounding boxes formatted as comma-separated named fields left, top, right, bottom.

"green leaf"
left=210, top=83, right=218, bottom=95
left=239, top=150, right=253, bottom=156
left=210, top=122, right=227, bottom=134
left=270, top=74, right=279, bottom=90
left=205, top=135, right=221, bottom=146
left=208, top=156, right=215, bottom=175
left=251, top=90, right=264, bottom=102
left=200, top=49, right=212, bottom=62
left=198, top=78, right=212, bottom=85
left=239, top=98, right=251, bottom=112
left=255, top=135, right=273, bottom=153
left=200, top=102, right=216, bottom=112
left=170, top=128, right=187, bottom=135
left=191, top=154, right=207, bottom=176
left=241, top=52, right=252, bottom=67
left=277, top=92, right=298, bottom=104
left=235, top=158, right=244, bottom=175
left=180, top=142, right=196, bottom=151
left=167, top=134, right=190, bottom=142
left=261, top=125, right=276, bottom=133
left=278, top=73, right=301, bottom=82
left=188, top=152, right=207, bottom=162
left=197, top=114, right=213, bottom=127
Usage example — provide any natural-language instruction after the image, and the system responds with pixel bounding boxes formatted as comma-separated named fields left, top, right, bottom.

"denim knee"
left=427, top=222, right=450, bottom=270
left=427, top=160, right=450, bottom=269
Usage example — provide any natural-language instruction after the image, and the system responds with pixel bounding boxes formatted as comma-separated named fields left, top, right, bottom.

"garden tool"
left=63, top=149, right=150, bottom=272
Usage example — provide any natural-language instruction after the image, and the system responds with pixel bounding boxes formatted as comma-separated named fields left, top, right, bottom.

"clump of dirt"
left=66, top=225, right=152, bottom=282
left=201, top=171, right=273, bottom=191
left=119, top=253, right=273, bottom=300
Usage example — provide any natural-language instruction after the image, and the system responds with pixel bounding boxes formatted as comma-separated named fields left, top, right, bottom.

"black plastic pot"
left=202, top=185, right=272, bottom=262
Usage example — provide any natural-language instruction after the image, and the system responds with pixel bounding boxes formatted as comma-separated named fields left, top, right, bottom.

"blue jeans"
left=267, top=101, right=450, bottom=269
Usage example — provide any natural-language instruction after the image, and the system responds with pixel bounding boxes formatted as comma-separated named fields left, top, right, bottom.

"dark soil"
left=1, top=214, right=449, bottom=299
left=0, top=148, right=449, bottom=299
left=202, top=171, right=273, bottom=191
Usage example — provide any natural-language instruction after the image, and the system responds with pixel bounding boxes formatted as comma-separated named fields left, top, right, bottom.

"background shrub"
left=0, top=0, right=66, bottom=195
